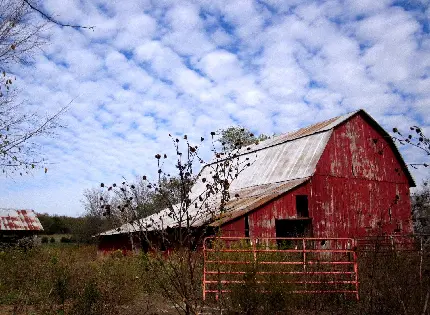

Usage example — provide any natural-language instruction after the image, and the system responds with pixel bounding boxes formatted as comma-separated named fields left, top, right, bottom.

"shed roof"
left=0, top=209, right=44, bottom=231
left=100, top=109, right=414, bottom=235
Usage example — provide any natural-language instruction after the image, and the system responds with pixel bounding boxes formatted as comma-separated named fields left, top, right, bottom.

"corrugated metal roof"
left=193, top=130, right=332, bottom=195
left=0, top=209, right=44, bottom=231
left=101, top=117, right=340, bottom=236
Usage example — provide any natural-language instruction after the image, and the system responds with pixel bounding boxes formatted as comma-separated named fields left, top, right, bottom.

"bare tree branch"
left=23, top=0, right=95, bottom=30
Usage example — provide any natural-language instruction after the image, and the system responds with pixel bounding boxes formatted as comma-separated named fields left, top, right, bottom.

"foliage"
left=218, top=126, right=269, bottom=151
left=37, top=213, right=76, bottom=235
left=412, top=180, right=430, bottom=234
left=0, top=245, right=146, bottom=315
left=60, top=236, right=76, bottom=243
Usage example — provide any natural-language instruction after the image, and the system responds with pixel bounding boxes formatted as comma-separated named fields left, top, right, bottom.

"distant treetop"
left=218, top=126, right=269, bottom=151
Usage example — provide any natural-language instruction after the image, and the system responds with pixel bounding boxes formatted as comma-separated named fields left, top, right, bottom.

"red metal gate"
left=203, top=237, right=359, bottom=301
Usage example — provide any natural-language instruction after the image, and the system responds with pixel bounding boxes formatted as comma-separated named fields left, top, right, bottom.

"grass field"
left=0, top=243, right=429, bottom=315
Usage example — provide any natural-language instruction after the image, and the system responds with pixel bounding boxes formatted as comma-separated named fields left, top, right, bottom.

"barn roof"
left=100, top=109, right=414, bottom=235
left=0, top=209, right=44, bottom=231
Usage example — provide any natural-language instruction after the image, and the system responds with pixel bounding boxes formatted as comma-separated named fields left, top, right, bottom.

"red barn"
left=99, top=109, right=414, bottom=250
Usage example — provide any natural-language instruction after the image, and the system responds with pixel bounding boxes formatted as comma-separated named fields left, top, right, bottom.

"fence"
left=356, top=234, right=430, bottom=286
left=356, top=234, right=430, bottom=252
left=202, top=237, right=359, bottom=301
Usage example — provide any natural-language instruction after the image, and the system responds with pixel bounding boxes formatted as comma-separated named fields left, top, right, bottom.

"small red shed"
left=0, top=209, right=44, bottom=244
left=99, top=109, right=415, bottom=250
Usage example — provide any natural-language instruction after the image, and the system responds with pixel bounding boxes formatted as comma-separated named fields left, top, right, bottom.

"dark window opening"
left=244, top=215, right=249, bottom=237
left=394, top=222, right=401, bottom=233
left=296, top=195, right=309, bottom=217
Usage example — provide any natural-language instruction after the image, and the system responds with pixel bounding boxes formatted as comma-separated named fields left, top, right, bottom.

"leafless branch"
left=23, top=0, right=95, bottom=30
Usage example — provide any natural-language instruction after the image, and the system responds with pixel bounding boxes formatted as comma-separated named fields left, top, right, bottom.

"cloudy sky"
left=0, top=0, right=429, bottom=216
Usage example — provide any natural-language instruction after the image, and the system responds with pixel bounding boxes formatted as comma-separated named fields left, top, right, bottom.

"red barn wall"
left=221, top=217, right=246, bottom=237
left=312, top=114, right=412, bottom=237
left=248, top=184, right=311, bottom=238
left=221, top=184, right=312, bottom=238
left=221, top=113, right=413, bottom=239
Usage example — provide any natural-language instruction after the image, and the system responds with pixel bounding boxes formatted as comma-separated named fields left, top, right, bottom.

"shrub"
left=60, top=236, right=70, bottom=243
left=41, top=236, right=49, bottom=243
left=50, top=237, right=55, bottom=243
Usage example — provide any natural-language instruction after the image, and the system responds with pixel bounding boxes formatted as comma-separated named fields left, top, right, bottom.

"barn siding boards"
left=221, top=217, right=246, bottom=237
left=311, top=113, right=412, bottom=238
left=315, top=114, right=410, bottom=184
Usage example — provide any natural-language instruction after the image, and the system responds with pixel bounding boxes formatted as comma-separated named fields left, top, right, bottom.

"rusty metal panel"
left=0, top=209, right=44, bottom=231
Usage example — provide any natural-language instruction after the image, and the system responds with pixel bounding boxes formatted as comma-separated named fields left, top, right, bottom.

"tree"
left=0, top=0, right=93, bottom=176
left=392, top=126, right=430, bottom=233
left=218, top=126, right=269, bottom=151
left=80, top=176, right=185, bottom=243
left=0, top=0, right=46, bottom=66
left=98, top=132, right=255, bottom=315
left=411, top=180, right=430, bottom=234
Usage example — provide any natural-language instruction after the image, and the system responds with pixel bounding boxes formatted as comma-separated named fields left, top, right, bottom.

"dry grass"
left=0, top=244, right=429, bottom=315
left=0, top=245, right=151, bottom=315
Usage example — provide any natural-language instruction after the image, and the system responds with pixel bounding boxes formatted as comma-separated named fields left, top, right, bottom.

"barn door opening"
left=275, top=219, right=311, bottom=237
left=275, top=219, right=312, bottom=248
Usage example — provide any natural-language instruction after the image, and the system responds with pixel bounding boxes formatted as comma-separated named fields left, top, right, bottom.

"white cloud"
left=197, top=50, right=242, bottom=81
left=1, top=0, right=429, bottom=216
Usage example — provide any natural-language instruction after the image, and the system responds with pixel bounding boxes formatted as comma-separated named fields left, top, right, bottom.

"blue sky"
left=0, top=0, right=429, bottom=216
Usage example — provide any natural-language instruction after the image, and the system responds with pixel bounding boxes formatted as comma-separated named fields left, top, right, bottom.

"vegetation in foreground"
left=0, top=243, right=429, bottom=315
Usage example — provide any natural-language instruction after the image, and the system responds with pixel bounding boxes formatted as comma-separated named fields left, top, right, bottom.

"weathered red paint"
left=220, top=218, right=246, bottom=237
left=221, top=112, right=413, bottom=239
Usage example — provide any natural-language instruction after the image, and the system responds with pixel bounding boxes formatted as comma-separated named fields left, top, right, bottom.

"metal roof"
left=100, top=109, right=414, bottom=235
left=0, top=209, right=44, bottom=231
left=193, top=130, right=332, bottom=194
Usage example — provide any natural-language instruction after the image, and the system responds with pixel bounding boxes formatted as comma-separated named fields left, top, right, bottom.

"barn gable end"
left=315, top=111, right=413, bottom=186
left=310, top=111, right=414, bottom=238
